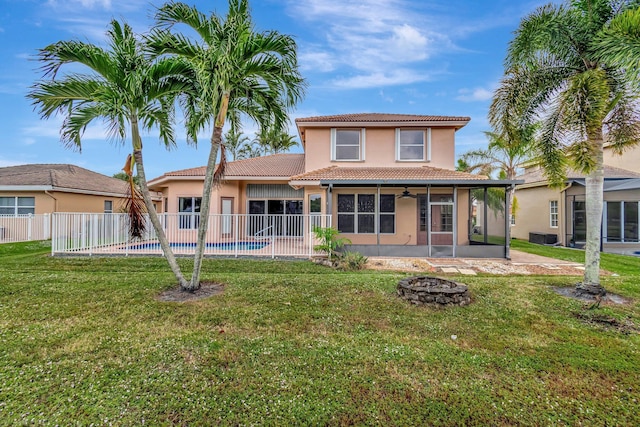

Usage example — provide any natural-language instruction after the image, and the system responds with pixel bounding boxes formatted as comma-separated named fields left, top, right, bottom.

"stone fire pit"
left=397, top=276, right=471, bottom=306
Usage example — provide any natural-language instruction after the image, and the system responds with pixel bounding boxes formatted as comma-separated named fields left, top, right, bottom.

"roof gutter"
left=317, top=179, right=523, bottom=186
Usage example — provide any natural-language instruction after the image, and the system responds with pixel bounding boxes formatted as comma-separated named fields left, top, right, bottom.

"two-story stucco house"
left=148, top=113, right=518, bottom=258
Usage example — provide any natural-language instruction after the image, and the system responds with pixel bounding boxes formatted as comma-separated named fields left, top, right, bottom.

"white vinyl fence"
left=0, top=214, right=51, bottom=243
left=51, top=212, right=332, bottom=258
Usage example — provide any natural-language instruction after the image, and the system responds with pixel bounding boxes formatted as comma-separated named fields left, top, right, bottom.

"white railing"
left=51, top=212, right=332, bottom=258
left=0, top=214, right=51, bottom=243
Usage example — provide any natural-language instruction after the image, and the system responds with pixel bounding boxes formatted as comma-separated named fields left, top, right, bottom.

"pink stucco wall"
left=303, top=127, right=456, bottom=172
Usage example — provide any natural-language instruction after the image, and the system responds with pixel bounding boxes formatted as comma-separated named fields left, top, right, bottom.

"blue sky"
left=1, top=0, right=548, bottom=179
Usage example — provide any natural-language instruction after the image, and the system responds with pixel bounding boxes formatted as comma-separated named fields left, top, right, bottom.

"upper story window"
left=331, top=129, right=365, bottom=161
left=396, top=128, right=429, bottom=161
left=0, top=197, right=35, bottom=216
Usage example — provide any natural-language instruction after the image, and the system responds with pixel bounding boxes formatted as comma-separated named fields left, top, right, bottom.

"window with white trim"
left=396, top=128, right=429, bottom=161
left=104, top=200, right=113, bottom=213
left=179, top=197, right=201, bottom=229
left=549, top=200, right=558, bottom=228
left=0, top=197, right=35, bottom=216
left=331, top=129, right=365, bottom=161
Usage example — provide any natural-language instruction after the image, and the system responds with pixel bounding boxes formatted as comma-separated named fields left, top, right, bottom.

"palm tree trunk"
left=131, top=116, right=190, bottom=290
left=190, top=93, right=230, bottom=290
left=576, top=129, right=606, bottom=296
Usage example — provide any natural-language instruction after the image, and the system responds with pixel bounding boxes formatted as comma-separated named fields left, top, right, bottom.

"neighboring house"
left=603, top=142, right=640, bottom=173
left=149, top=113, right=518, bottom=258
left=0, top=164, right=150, bottom=242
left=511, top=164, right=640, bottom=254
left=0, top=163, right=134, bottom=214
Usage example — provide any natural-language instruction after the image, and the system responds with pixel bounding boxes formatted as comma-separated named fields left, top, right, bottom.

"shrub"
left=312, top=226, right=351, bottom=260
left=337, top=251, right=368, bottom=271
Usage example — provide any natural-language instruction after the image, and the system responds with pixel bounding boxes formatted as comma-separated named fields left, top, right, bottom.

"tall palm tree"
left=149, top=0, right=305, bottom=291
left=27, top=19, right=193, bottom=289
left=490, top=0, right=640, bottom=296
left=596, top=6, right=640, bottom=85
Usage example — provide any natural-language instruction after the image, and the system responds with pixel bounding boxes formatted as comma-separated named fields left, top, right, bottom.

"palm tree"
left=27, top=19, right=193, bottom=289
left=253, top=125, right=299, bottom=155
left=459, top=124, right=538, bottom=222
left=490, top=0, right=640, bottom=296
left=149, top=0, right=305, bottom=291
left=596, top=6, right=640, bottom=85
left=223, top=123, right=251, bottom=161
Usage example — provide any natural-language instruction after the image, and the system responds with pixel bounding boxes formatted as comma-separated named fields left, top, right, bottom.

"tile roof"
left=518, top=165, right=640, bottom=184
left=296, top=113, right=471, bottom=124
left=0, top=164, right=128, bottom=194
left=153, top=153, right=305, bottom=180
left=291, top=166, right=489, bottom=182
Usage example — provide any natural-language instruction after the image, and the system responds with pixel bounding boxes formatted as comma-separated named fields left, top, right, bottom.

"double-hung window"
left=179, top=197, right=201, bottom=229
left=0, top=197, right=35, bottom=216
left=396, top=128, right=429, bottom=161
left=104, top=200, right=113, bottom=213
left=332, top=129, right=364, bottom=161
left=549, top=200, right=558, bottom=228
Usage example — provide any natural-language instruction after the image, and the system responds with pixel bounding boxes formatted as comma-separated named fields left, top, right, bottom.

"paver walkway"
left=367, top=250, right=585, bottom=275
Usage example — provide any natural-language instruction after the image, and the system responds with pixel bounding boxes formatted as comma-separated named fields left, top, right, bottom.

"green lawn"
left=1, top=240, right=639, bottom=425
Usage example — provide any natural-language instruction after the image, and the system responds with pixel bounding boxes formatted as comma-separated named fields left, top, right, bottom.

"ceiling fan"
left=398, top=186, right=417, bottom=199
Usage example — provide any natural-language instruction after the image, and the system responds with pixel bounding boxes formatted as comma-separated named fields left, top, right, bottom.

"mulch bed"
left=156, top=281, right=224, bottom=302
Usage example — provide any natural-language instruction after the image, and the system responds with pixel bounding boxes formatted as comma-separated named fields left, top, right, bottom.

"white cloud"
left=456, top=87, right=494, bottom=102
left=288, top=0, right=459, bottom=88
left=299, top=51, right=336, bottom=72
left=331, top=69, right=431, bottom=89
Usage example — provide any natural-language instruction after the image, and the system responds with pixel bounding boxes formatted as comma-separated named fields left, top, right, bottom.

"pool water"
left=126, top=241, right=268, bottom=251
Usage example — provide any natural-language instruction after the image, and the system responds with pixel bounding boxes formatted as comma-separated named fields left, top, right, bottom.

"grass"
left=511, top=238, right=640, bottom=276
left=1, top=240, right=639, bottom=425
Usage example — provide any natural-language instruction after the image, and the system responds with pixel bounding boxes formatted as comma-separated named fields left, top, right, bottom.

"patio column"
left=376, top=184, right=381, bottom=253
left=427, top=185, right=431, bottom=257
left=505, top=184, right=511, bottom=260
left=453, top=185, right=457, bottom=258
left=483, top=187, right=488, bottom=244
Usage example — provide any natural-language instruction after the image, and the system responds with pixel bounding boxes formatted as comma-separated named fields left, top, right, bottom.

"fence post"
left=234, top=214, right=239, bottom=258
left=44, top=213, right=51, bottom=240
left=50, top=214, right=55, bottom=256
left=27, top=214, right=33, bottom=241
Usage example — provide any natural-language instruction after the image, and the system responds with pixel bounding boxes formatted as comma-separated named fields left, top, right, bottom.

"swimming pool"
left=125, top=241, right=268, bottom=251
